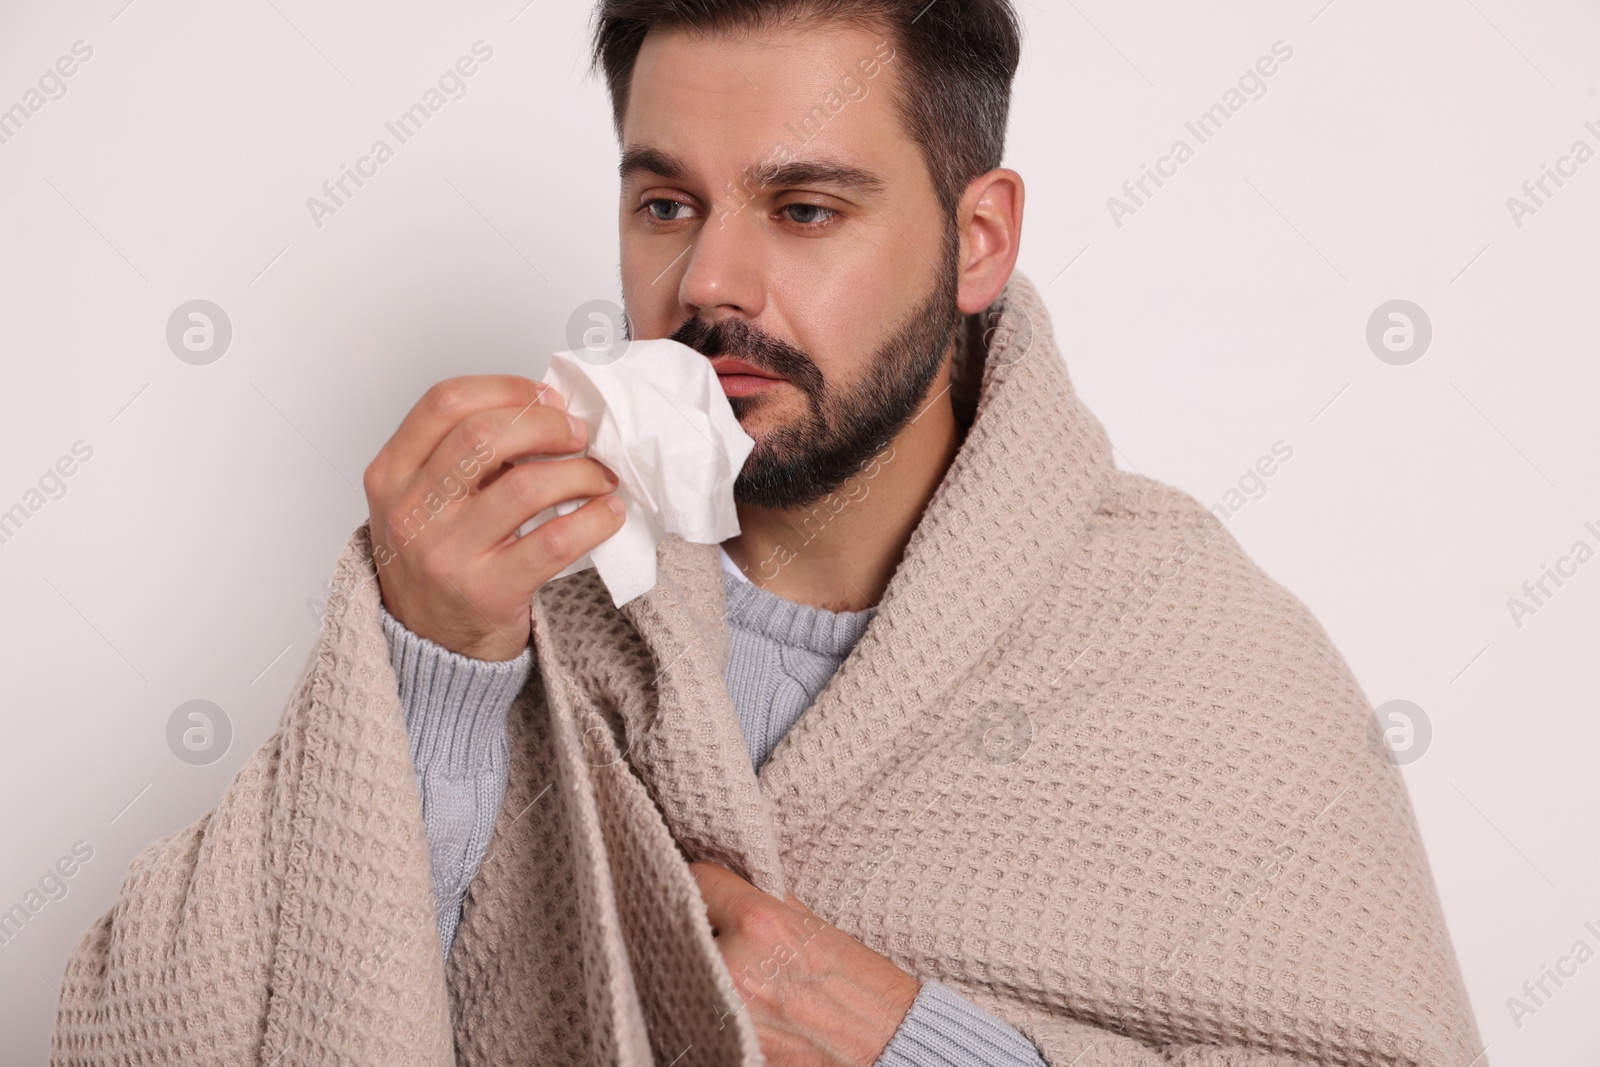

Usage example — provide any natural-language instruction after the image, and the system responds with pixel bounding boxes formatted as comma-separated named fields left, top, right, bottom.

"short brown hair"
left=587, top=0, right=1023, bottom=222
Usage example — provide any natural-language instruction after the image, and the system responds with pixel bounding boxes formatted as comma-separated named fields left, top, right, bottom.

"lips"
left=710, top=357, right=784, bottom=380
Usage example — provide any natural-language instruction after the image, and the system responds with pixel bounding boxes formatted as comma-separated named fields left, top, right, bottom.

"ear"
left=954, top=168, right=1025, bottom=316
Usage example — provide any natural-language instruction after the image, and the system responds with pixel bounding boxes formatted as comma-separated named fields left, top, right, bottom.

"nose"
left=677, top=201, right=768, bottom=323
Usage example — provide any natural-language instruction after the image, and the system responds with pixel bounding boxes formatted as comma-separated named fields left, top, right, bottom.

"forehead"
left=620, top=19, right=911, bottom=193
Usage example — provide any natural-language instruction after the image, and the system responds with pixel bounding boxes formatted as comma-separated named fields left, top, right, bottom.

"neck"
left=721, top=350, right=964, bottom=613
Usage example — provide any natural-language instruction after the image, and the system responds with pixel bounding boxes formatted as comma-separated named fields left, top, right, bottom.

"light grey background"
left=1, top=1, right=1596, bottom=1063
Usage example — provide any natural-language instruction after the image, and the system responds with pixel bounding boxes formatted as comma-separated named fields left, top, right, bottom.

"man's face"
left=617, top=21, right=962, bottom=510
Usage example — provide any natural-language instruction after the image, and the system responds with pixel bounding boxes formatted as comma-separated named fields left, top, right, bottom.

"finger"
left=494, top=494, right=627, bottom=594
left=377, top=375, right=566, bottom=480
left=688, top=861, right=757, bottom=934
left=459, top=455, right=619, bottom=555
left=413, top=401, right=586, bottom=502
left=782, top=891, right=816, bottom=917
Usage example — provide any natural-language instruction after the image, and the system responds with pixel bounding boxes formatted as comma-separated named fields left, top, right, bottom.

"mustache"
left=670, top=316, right=820, bottom=388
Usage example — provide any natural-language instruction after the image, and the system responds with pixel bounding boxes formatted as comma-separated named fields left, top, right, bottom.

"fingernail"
left=567, top=413, right=588, bottom=445
left=602, top=464, right=619, bottom=486
left=605, top=495, right=626, bottom=518
left=537, top=383, right=566, bottom=409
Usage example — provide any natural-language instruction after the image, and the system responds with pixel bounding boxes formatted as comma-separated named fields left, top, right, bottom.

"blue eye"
left=782, top=203, right=838, bottom=227
left=643, top=199, right=693, bottom=222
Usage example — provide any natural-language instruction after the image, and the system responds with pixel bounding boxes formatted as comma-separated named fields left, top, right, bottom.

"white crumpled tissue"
left=514, top=337, right=756, bottom=608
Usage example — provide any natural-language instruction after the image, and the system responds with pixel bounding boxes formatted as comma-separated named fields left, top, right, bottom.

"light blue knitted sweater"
left=378, top=549, right=1046, bottom=1067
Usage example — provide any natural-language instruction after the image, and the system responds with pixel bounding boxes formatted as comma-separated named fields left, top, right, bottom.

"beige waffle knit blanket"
left=52, top=270, right=1485, bottom=1066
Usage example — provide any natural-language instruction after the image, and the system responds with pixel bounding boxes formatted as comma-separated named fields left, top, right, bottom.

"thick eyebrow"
left=619, top=144, right=888, bottom=199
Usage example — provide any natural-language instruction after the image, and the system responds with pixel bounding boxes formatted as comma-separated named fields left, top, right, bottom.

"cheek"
left=616, top=270, right=678, bottom=341
left=775, top=259, right=906, bottom=378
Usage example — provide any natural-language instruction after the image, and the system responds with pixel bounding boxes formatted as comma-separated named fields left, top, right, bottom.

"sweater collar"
left=721, top=570, right=876, bottom=659
left=608, top=267, right=1116, bottom=893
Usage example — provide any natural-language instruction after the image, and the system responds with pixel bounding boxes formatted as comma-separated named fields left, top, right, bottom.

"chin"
left=727, top=395, right=776, bottom=425
left=732, top=416, right=771, bottom=447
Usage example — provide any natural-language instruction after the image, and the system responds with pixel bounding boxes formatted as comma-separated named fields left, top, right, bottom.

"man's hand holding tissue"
left=364, top=375, right=626, bottom=661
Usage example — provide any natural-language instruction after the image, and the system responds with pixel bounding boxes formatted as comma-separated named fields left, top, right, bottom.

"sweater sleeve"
left=877, top=979, right=1048, bottom=1067
left=378, top=602, right=531, bottom=962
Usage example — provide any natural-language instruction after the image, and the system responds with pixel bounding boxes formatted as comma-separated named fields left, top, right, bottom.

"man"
left=53, top=1, right=1486, bottom=1065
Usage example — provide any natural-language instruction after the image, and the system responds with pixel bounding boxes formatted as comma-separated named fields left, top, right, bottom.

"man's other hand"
left=690, top=860, right=921, bottom=1066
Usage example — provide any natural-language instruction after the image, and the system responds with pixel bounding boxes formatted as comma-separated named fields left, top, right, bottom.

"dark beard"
left=664, top=229, right=961, bottom=511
